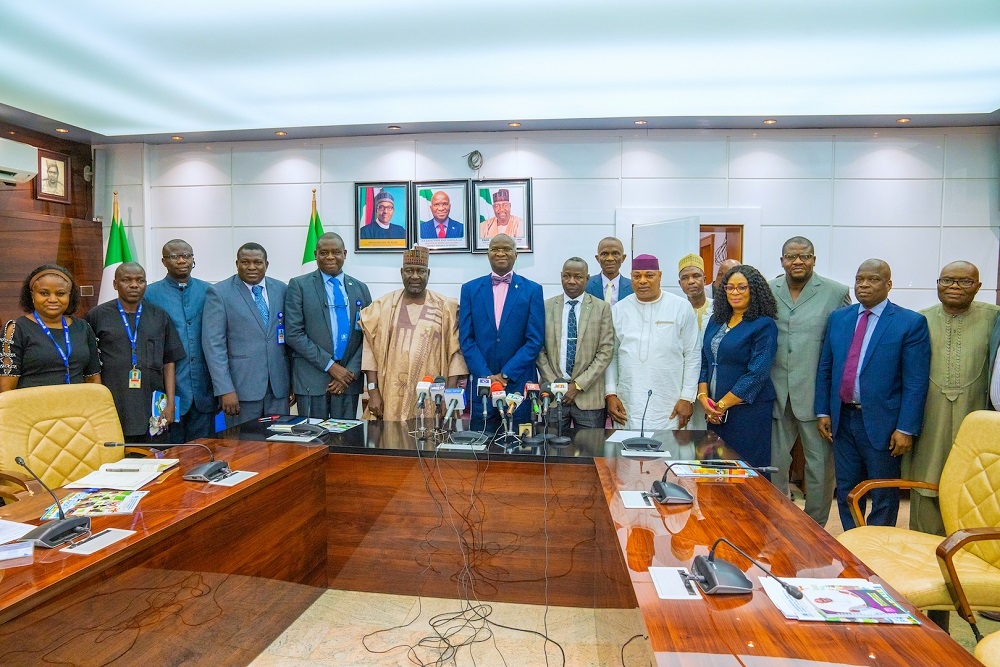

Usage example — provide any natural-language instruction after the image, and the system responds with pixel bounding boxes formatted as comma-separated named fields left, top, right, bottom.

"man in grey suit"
left=769, top=236, right=850, bottom=526
left=537, top=257, right=614, bottom=429
left=202, top=242, right=291, bottom=427
left=286, top=232, right=372, bottom=419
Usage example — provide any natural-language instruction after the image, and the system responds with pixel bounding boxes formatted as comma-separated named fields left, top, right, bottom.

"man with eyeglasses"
left=585, top=237, right=633, bottom=306
left=815, top=259, right=930, bottom=530
left=905, top=262, right=998, bottom=535
left=459, top=234, right=544, bottom=433
left=768, top=237, right=850, bottom=526
left=145, top=239, right=217, bottom=442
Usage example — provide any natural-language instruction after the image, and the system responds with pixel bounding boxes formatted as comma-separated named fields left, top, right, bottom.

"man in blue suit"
left=419, top=191, right=464, bottom=240
left=202, top=242, right=291, bottom=427
left=460, top=233, right=545, bottom=432
left=815, top=259, right=930, bottom=530
left=585, top=237, right=633, bottom=306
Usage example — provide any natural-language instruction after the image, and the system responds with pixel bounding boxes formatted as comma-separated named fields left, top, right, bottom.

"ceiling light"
left=508, top=122, right=521, bottom=127
left=55, top=128, right=69, bottom=133
left=763, top=119, right=777, bottom=125
left=7, top=131, right=14, bottom=135
left=896, top=117, right=911, bottom=123
left=634, top=120, right=647, bottom=125
left=274, top=130, right=287, bottom=136
left=387, top=125, right=401, bottom=131
left=171, top=136, right=183, bottom=141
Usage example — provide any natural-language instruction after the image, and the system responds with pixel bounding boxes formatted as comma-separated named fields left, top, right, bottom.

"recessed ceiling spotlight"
left=763, top=119, right=777, bottom=125
left=7, top=130, right=14, bottom=135
left=275, top=130, right=287, bottom=136
left=634, top=120, right=647, bottom=125
left=508, top=122, right=521, bottom=127
left=55, top=128, right=69, bottom=133
left=171, top=136, right=183, bottom=141
left=896, top=117, right=911, bottom=124
left=387, top=125, right=401, bottom=131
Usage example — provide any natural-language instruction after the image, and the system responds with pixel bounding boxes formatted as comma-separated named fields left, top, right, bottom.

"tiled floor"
left=256, top=490, right=992, bottom=666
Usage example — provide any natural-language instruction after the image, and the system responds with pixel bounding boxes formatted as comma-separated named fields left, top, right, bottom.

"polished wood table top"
left=595, top=456, right=981, bottom=666
left=0, top=440, right=326, bottom=625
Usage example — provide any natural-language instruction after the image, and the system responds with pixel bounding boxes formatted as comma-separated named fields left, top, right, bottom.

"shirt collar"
left=163, top=275, right=189, bottom=289
left=491, top=271, right=514, bottom=282
left=863, top=299, right=889, bottom=316
left=563, top=293, right=582, bottom=303
left=243, top=279, right=265, bottom=293
left=602, top=273, right=620, bottom=289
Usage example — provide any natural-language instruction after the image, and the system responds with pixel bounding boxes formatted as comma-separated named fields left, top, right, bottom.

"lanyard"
left=33, top=312, right=71, bottom=384
left=116, top=301, right=142, bottom=367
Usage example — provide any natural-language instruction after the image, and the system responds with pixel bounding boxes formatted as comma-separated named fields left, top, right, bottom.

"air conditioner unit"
left=0, top=137, right=39, bottom=185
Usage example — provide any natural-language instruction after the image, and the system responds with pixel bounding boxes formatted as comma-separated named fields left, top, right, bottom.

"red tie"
left=437, top=223, right=446, bottom=239
left=839, top=309, right=872, bottom=404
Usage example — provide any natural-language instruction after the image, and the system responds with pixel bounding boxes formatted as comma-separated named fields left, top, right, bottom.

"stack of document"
left=761, top=577, right=920, bottom=624
left=64, top=459, right=179, bottom=491
left=266, top=416, right=308, bottom=433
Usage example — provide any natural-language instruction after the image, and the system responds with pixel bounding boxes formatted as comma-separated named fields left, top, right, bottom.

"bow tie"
left=491, top=273, right=512, bottom=286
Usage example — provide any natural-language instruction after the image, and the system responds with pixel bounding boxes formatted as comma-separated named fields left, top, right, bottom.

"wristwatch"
left=367, top=382, right=377, bottom=391
left=574, top=381, right=582, bottom=392
left=500, top=372, right=510, bottom=382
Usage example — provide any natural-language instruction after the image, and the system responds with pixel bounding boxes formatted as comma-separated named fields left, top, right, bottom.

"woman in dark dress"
left=0, top=264, right=101, bottom=391
left=697, top=265, right=778, bottom=469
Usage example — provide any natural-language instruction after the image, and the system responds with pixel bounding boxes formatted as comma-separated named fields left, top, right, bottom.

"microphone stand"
left=551, top=396, right=570, bottom=447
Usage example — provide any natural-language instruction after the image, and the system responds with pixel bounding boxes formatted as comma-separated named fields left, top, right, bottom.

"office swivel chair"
left=837, top=410, right=1000, bottom=642
left=0, top=384, right=125, bottom=490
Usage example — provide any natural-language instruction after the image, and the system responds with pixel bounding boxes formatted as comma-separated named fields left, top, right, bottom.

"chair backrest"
left=0, top=384, right=124, bottom=489
left=940, top=410, right=1000, bottom=567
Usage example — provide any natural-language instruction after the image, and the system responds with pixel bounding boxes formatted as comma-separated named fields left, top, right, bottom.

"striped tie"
left=566, top=299, right=579, bottom=376
left=252, top=285, right=269, bottom=327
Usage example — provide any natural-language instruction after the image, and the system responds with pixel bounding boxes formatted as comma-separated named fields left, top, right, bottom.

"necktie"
left=566, top=300, right=579, bottom=376
left=437, top=223, right=446, bottom=239
left=492, top=273, right=512, bottom=286
left=839, top=309, right=872, bottom=404
left=330, top=276, right=350, bottom=360
left=252, top=285, right=268, bottom=327
left=604, top=281, right=614, bottom=304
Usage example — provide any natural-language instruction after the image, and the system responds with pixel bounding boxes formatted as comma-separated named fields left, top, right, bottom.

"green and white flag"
left=302, top=189, right=325, bottom=270
left=478, top=188, right=493, bottom=224
left=98, top=191, right=134, bottom=303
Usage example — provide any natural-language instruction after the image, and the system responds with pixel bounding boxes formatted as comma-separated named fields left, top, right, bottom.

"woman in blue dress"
left=697, top=265, right=778, bottom=469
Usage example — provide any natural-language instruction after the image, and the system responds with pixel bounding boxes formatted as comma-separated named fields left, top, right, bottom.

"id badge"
left=128, top=368, right=142, bottom=389
left=354, top=300, right=363, bottom=331
left=276, top=324, right=285, bottom=344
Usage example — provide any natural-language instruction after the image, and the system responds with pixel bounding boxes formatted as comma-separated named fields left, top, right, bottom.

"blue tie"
left=252, top=285, right=269, bottom=327
left=330, top=276, right=350, bottom=360
left=566, top=299, right=578, bottom=376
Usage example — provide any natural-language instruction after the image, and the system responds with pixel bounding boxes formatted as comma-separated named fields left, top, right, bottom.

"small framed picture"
left=35, top=149, right=71, bottom=204
left=411, top=180, right=471, bottom=253
left=472, top=179, right=532, bottom=253
left=355, top=182, right=409, bottom=252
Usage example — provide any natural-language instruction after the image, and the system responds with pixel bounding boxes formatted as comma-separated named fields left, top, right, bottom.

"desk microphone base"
left=621, top=436, right=663, bottom=451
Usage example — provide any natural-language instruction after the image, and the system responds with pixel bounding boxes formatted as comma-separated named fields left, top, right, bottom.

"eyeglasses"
left=937, top=278, right=977, bottom=288
left=782, top=253, right=815, bottom=262
left=488, top=247, right=515, bottom=255
left=164, top=253, right=193, bottom=261
left=723, top=284, right=750, bottom=293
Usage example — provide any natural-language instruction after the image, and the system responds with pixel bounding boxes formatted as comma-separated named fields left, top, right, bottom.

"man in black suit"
left=286, top=232, right=372, bottom=419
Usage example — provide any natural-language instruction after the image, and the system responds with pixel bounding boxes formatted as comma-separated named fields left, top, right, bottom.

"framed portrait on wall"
left=35, top=149, right=71, bottom=204
left=411, top=180, right=471, bottom=253
left=355, top=182, right=409, bottom=252
left=472, top=179, right=532, bottom=253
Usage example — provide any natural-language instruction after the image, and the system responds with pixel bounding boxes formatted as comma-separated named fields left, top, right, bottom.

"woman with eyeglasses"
left=697, top=264, right=778, bottom=469
left=0, top=264, right=101, bottom=392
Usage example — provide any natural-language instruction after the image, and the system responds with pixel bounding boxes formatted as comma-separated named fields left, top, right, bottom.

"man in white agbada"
left=606, top=254, right=701, bottom=430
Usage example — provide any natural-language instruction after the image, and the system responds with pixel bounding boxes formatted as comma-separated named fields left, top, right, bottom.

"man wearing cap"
left=479, top=189, right=524, bottom=241
left=360, top=190, right=406, bottom=240
left=460, top=234, right=544, bottom=432
left=606, top=254, right=701, bottom=430
left=286, top=232, right=372, bottom=419
left=769, top=236, right=850, bottom=526
left=361, top=246, right=467, bottom=421
left=586, top=237, right=633, bottom=306
left=419, top=191, right=464, bottom=240
left=678, top=253, right=712, bottom=429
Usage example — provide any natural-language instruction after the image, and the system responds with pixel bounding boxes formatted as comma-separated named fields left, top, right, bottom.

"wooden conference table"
left=0, top=422, right=981, bottom=666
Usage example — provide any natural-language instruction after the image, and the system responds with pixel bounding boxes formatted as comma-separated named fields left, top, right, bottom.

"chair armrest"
left=0, top=471, right=30, bottom=504
left=0, top=469, right=31, bottom=486
left=847, top=479, right=938, bottom=527
left=935, top=528, right=1000, bottom=629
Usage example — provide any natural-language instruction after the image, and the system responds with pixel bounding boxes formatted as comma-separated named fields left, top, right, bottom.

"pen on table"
left=258, top=415, right=280, bottom=422
left=105, top=467, right=141, bottom=472
left=68, top=529, right=111, bottom=548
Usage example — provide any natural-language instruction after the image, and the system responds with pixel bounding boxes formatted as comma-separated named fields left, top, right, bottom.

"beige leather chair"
left=0, top=384, right=125, bottom=490
left=837, top=410, right=1000, bottom=642
left=977, top=631, right=1000, bottom=667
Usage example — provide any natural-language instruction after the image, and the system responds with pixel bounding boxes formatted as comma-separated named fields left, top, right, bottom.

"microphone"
left=507, top=392, right=524, bottom=415
left=621, top=389, right=662, bottom=451
left=551, top=378, right=569, bottom=403
left=539, top=383, right=552, bottom=415
left=430, top=376, right=446, bottom=410
left=443, top=386, right=466, bottom=422
left=689, top=537, right=804, bottom=599
left=491, top=382, right=507, bottom=413
left=415, top=376, right=433, bottom=409
left=524, top=383, right=540, bottom=417
left=15, top=456, right=90, bottom=548
left=477, top=377, right=492, bottom=421
left=647, top=462, right=695, bottom=505
left=104, top=441, right=230, bottom=483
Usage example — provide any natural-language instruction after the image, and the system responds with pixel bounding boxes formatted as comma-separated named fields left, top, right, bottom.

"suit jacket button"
left=496, top=337, right=500, bottom=342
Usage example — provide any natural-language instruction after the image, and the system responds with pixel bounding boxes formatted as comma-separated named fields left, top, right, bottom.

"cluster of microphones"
left=414, top=375, right=467, bottom=424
